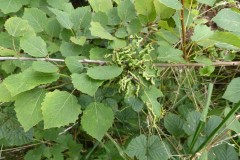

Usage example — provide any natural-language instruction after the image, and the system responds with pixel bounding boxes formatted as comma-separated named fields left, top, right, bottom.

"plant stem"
left=1, top=57, right=240, bottom=67
left=191, top=101, right=240, bottom=159
left=105, top=133, right=128, bottom=160
left=180, top=0, right=187, bottom=60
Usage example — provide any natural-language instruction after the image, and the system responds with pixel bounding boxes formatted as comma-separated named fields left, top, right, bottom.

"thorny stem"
left=180, top=0, right=187, bottom=61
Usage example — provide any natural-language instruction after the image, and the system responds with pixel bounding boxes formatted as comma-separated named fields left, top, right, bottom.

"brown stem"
left=180, top=0, right=187, bottom=60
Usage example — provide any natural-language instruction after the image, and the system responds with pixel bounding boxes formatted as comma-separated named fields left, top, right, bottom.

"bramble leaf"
left=88, top=0, right=112, bottom=13
left=0, top=83, right=12, bottom=102
left=158, top=0, right=182, bottom=10
left=81, top=102, right=114, bottom=141
left=118, top=0, right=136, bottom=22
left=126, top=135, right=171, bottom=160
left=41, top=90, right=82, bottom=129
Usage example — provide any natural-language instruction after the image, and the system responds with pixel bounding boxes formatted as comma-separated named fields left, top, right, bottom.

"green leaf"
left=90, top=22, right=115, bottom=40
left=32, top=61, right=58, bottom=73
left=48, top=7, right=73, bottom=29
left=126, top=135, right=171, bottom=160
left=134, top=0, right=156, bottom=22
left=212, top=144, right=239, bottom=160
left=107, top=8, right=121, bottom=26
left=183, top=111, right=201, bottom=135
left=124, top=97, right=144, bottom=112
left=127, top=18, right=141, bottom=35
left=4, top=17, right=35, bottom=37
left=65, top=56, right=83, bottom=73
left=158, top=0, right=182, bottom=10
left=115, top=27, right=128, bottom=38
left=0, top=0, right=22, bottom=14
left=154, top=0, right=175, bottom=19
left=157, top=46, right=186, bottom=63
left=209, top=31, right=240, bottom=48
left=89, top=47, right=110, bottom=60
left=0, top=46, right=16, bottom=56
left=141, top=86, right=163, bottom=118
left=164, top=113, right=185, bottom=137
left=222, top=77, right=240, bottom=103
left=81, top=102, right=114, bottom=141
left=70, top=36, right=86, bottom=46
left=191, top=25, right=214, bottom=42
left=0, top=83, right=12, bottom=102
left=88, top=0, right=112, bottom=13
left=3, top=69, right=59, bottom=96
left=14, top=88, right=47, bottom=131
left=44, top=18, right=61, bottom=37
left=41, top=90, right=82, bottom=129
left=70, top=6, right=92, bottom=30
left=20, top=36, right=48, bottom=57
left=199, top=66, right=215, bottom=76
left=212, top=9, right=240, bottom=32
left=197, top=0, right=216, bottom=6
left=87, top=65, right=123, bottom=80
left=60, top=42, right=82, bottom=57
left=0, top=112, right=33, bottom=146
left=71, top=73, right=103, bottom=96
left=22, top=8, right=48, bottom=32
left=204, top=116, right=222, bottom=136
left=118, top=0, right=136, bottom=22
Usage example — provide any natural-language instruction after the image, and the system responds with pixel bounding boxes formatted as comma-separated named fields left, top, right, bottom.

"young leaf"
left=4, top=17, right=35, bottom=37
left=87, top=65, right=123, bottom=80
left=126, top=135, right=171, bottom=160
left=134, top=0, right=156, bottom=22
left=81, top=102, right=114, bottom=141
left=0, top=47, right=16, bottom=56
left=0, top=0, right=23, bottom=14
left=88, top=0, right=113, bottom=13
left=14, top=88, right=47, bottom=131
left=212, top=8, right=240, bottom=33
left=22, top=8, right=48, bottom=32
left=41, top=90, right=82, bottom=129
left=0, top=83, right=12, bottom=102
left=118, top=0, right=136, bottom=22
left=3, top=69, right=59, bottom=96
left=141, top=86, right=163, bottom=118
left=158, top=0, right=182, bottom=10
left=90, top=22, right=115, bottom=40
left=32, top=61, right=59, bottom=73
left=48, top=7, right=73, bottom=29
left=20, top=36, right=48, bottom=57
left=222, top=78, right=240, bottom=103
left=71, top=73, right=103, bottom=96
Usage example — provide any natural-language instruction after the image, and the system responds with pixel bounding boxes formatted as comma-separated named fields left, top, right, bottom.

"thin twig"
left=0, top=57, right=107, bottom=65
left=180, top=0, right=187, bottom=60
left=1, top=57, right=240, bottom=67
